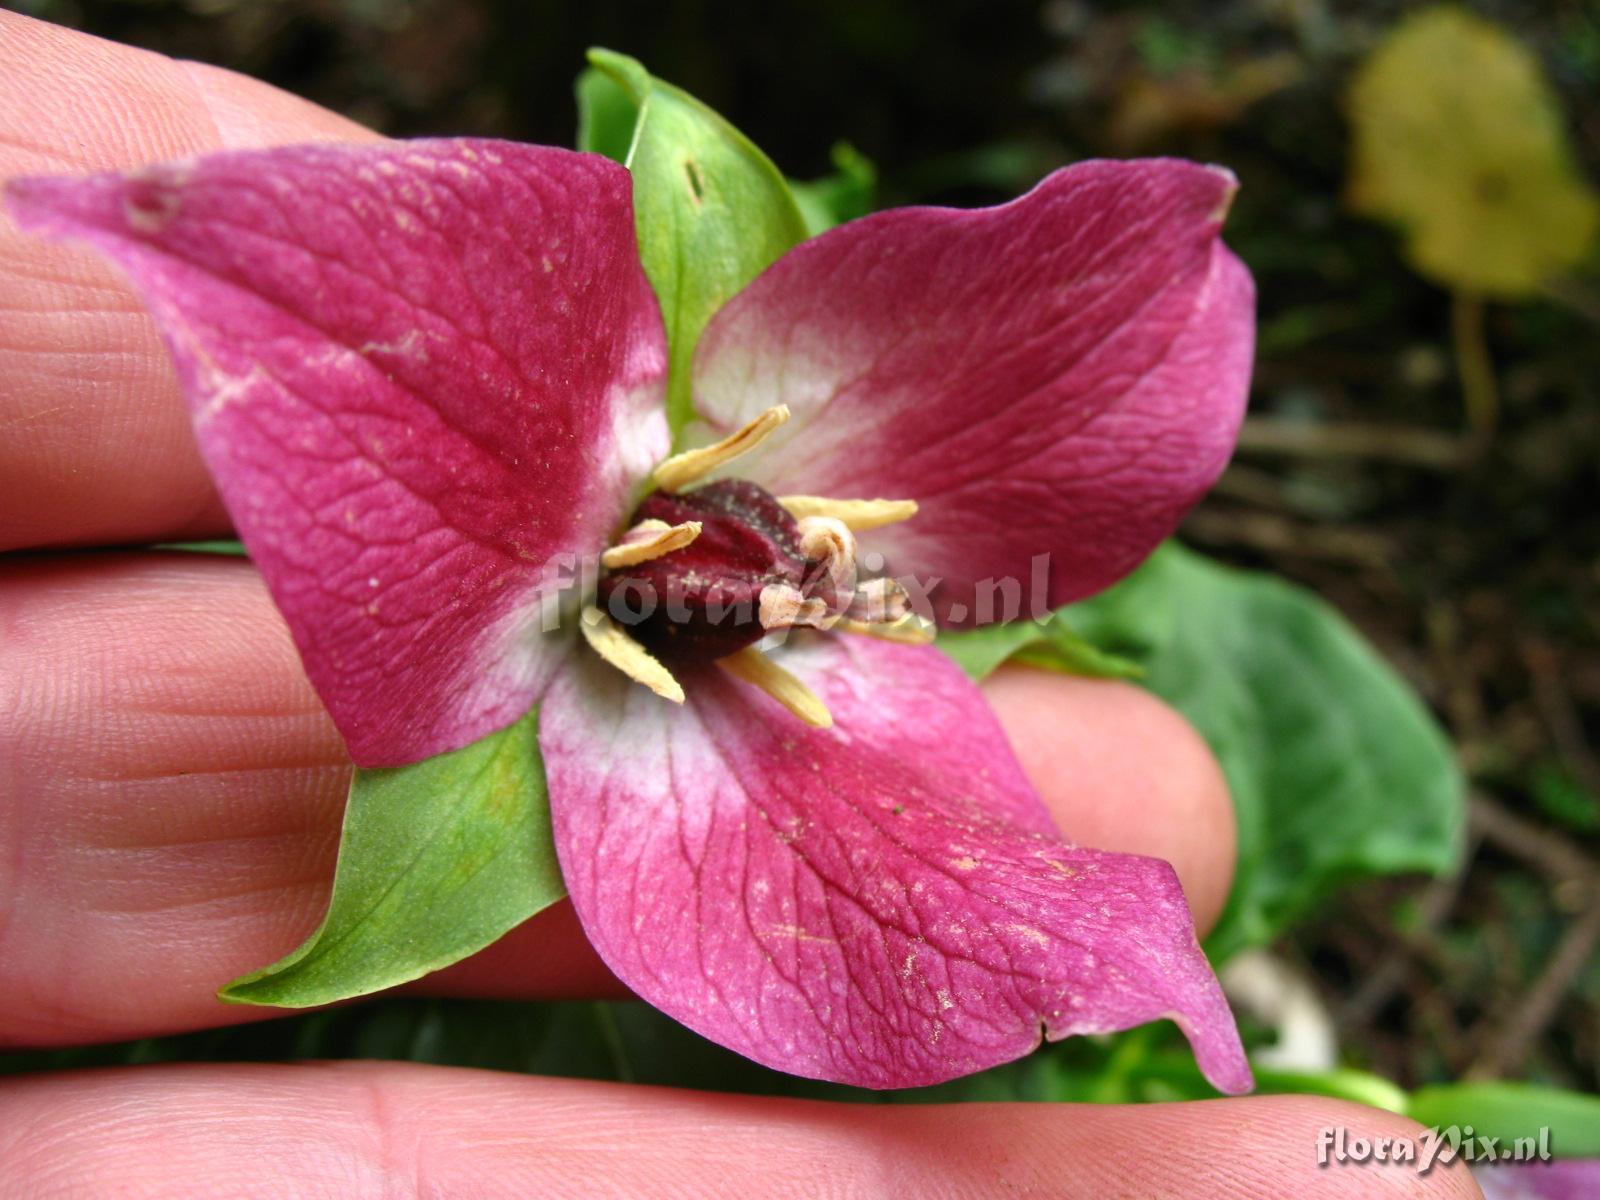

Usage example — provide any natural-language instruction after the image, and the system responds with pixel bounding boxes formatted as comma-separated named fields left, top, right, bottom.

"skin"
left=0, top=12, right=1481, bottom=1198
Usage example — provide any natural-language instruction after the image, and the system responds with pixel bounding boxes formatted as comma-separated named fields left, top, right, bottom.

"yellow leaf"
left=1347, top=7, right=1600, bottom=297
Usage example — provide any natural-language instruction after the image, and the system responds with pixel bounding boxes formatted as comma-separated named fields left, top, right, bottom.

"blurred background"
left=6, top=0, right=1597, bottom=1105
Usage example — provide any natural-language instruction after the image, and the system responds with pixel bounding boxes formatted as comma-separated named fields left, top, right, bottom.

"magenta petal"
left=542, top=634, right=1251, bottom=1092
left=1478, top=1162, right=1600, bottom=1200
left=692, top=159, right=1254, bottom=623
left=8, top=141, right=668, bottom=766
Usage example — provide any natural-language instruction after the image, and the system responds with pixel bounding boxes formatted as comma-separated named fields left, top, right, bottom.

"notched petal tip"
left=5, top=162, right=194, bottom=244
left=1202, top=164, right=1241, bottom=224
left=546, top=636, right=1250, bottom=1093
left=9, top=140, right=672, bottom=766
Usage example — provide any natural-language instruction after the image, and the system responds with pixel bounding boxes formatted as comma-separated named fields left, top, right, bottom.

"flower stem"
left=590, top=1001, right=635, bottom=1084
left=1450, top=289, right=1498, bottom=437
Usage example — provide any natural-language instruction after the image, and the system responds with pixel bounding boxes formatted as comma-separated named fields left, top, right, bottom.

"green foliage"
left=221, top=709, right=562, bottom=1007
left=789, top=142, right=877, bottom=235
left=1407, top=1081, right=1600, bottom=1156
left=977, top=544, right=1466, bottom=961
left=1532, top=764, right=1600, bottom=833
left=1348, top=7, right=1600, bottom=297
left=156, top=540, right=247, bottom=556
left=580, top=48, right=809, bottom=440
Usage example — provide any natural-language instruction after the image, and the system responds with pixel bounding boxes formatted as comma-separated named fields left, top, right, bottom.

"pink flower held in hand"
left=8, top=137, right=1256, bottom=1092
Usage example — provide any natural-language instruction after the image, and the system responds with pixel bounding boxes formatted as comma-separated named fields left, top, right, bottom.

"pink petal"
left=8, top=141, right=668, bottom=766
left=692, top=159, right=1254, bottom=624
left=542, top=633, right=1251, bottom=1092
left=1477, top=1162, right=1600, bottom=1200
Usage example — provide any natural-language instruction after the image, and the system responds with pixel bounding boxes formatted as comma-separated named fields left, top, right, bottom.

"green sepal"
left=220, top=708, right=563, bottom=1007
left=583, top=47, right=809, bottom=442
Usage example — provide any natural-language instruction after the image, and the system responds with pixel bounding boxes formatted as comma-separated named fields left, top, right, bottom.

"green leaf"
left=789, top=141, right=878, bottom=235
left=1407, top=1082, right=1600, bottom=1157
left=221, top=708, right=562, bottom=1007
left=155, top=540, right=248, bottom=556
left=1347, top=7, right=1600, bottom=297
left=586, top=48, right=809, bottom=440
left=574, top=65, right=639, bottom=164
left=1062, top=544, right=1465, bottom=960
left=1032, top=1033, right=1413, bottom=1110
left=940, top=612, right=1145, bottom=682
left=1532, top=763, right=1600, bottom=833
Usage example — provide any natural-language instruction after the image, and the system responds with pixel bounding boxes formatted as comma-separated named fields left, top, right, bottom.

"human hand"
left=0, top=13, right=1480, bottom=1197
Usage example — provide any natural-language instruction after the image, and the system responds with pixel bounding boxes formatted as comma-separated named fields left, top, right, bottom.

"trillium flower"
left=8, top=135, right=1255, bottom=1092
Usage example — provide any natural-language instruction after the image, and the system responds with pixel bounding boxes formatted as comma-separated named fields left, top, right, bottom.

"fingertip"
left=980, top=665, right=1236, bottom=936
left=0, top=10, right=377, bottom=552
left=178, top=61, right=379, bottom=149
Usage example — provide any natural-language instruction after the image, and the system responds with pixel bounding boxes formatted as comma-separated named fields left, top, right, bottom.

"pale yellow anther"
left=837, top=614, right=937, bottom=645
left=652, top=405, right=790, bottom=493
left=580, top=605, right=685, bottom=703
left=718, top=645, right=833, bottom=728
left=600, top=519, right=702, bottom=569
left=777, top=496, right=919, bottom=531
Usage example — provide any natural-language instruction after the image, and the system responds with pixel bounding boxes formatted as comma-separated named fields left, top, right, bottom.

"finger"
left=0, top=1062, right=1482, bottom=1200
left=980, top=664, right=1236, bottom=934
left=0, top=554, right=1235, bottom=1045
left=0, top=10, right=375, bottom=552
left=0, top=552, right=617, bottom=1048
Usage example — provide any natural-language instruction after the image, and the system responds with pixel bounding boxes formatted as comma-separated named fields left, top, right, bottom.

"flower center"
left=598, top=477, right=877, bottom=663
left=579, top=405, right=927, bottom=725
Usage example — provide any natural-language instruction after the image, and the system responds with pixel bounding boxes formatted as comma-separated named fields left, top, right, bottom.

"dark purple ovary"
left=598, top=479, right=807, bottom=663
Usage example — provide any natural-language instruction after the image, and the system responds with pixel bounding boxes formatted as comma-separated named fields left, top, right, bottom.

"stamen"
left=795, top=514, right=857, bottom=597
left=837, top=614, right=937, bottom=645
left=580, top=606, right=685, bottom=703
left=758, top=582, right=831, bottom=631
left=718, top=645, right=833, bottom=728
left=777, top=495, right=919, bottom=531
left=796, top=515, right=856, bottom=568
left=600, top=519, right=702, bottom=569
left=652, top=405, right=790, bottom=493
left=846, top=577, right=911, bottom=624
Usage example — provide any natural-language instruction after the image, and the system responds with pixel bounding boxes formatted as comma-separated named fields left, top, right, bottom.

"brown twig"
left=1468, top=896, right=1600, bottom=1079
left=1235, top=416, right=1467, bottom=470
left=1450, top=290, right=1499, bottom=436
left=1340, top=842, right=1477, bottom=1028
left=1469, top=792, right=1596, bottom=896
left=1184, top=508, right=1395, bottom=564
left=1462, top=791, right=1599, bottom=1077
left=1521, top=638, right=1600, bottom=800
